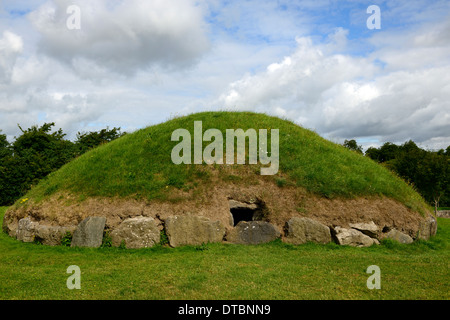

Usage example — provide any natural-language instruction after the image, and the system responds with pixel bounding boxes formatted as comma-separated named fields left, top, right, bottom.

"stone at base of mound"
left=226, top=221, right=281, bottom=245
left=284, top=217, right=331, bottom=245
left=333, top=226, right=379, bottom=247
left=110, top=216, right=160, bottom=249
left=383, top=229, right=414, bottom=244
left=16, top=217, right=38, bottom=242
left=164, top=215, right=225, bottom=247
left=14, top=217, right=76, bottom=245
left=418, top=214, right=437, bottom=240
left=349, top=221, right=379, bottom=239
left=35, top=225, right=76, bottom=246
left=71, top=216, right=106, bottom=248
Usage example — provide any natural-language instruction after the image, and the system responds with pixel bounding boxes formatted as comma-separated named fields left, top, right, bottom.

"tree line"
left=0, top=123, right=125, bottom=206
left=343, top=139, right=450, bottom=209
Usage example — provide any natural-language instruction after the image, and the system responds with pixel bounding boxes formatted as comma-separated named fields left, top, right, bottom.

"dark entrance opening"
left=230, top=207, right=256, bottom=226
left=228, top=199, right=269, bottom=227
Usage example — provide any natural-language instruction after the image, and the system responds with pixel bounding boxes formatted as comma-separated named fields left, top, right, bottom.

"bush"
left=60, top=232, right=72, bottom=247
left=159, top=229, right=169, bottom=246
left=101, top=231, right=112, bottom=248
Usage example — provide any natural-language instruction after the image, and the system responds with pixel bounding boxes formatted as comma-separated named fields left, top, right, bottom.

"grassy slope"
left=18, top=112, right=428, bottom=213
left=0, top=207, right=448, bottom=300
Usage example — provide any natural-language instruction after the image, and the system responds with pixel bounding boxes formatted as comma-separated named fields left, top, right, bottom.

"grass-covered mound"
left=4, top=112, right=432, bottom=236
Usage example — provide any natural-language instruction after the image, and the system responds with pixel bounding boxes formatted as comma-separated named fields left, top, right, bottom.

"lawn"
left=0, top=206, right=448, bottom=300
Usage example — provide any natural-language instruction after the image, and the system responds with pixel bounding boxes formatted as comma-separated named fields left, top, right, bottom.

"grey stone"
left=384, top=229, right=414, bottom=244
left=284, top=217, right=331, bottom=245
left=111, top=216, right=160, bottom=249
left=71, top=216, right=106, bottom=248
left=349, top=221, right=380, bottom=239
left=418, top=214, right=437, bottom=240
left=2, top=214, right=17, bottom=238
left=164, top=215, right=225, bottom=247
left=226, top=221, right=281, bottom=245
left=16, top=217, right=38, bottom=242
left=333, top=226, right=378, bottom=247
left=228, top=199, right=258, bottom=211
left=35, top=225, right=76, bottom=246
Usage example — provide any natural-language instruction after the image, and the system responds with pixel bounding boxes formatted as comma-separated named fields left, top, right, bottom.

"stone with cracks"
left=35, top=225, right=76, bottom=246
left=164, top=215, right=225, bottom=247
left=226, top=221, right=281, bottom=245
left=111, top=216, right=160, bottom=249
left=333, top=226, right=379, bottom=247
left=349, top=221, right=379, bottom=239
left=71, top=216, right=106, bottom=248
left=16, top=217, right=38, bottom=243
left=284, top=217, right=331, bottom=245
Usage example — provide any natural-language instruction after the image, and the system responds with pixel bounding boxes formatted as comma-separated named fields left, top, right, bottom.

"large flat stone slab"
left=164, top=215, right=225, bottom=247
left=111, top=216, right=160, bottom=249
left=226, top=221, right=281, bottom=245
left=284, top=217, right=331, bottom=245
left=71, top=216, right=106, bottom=248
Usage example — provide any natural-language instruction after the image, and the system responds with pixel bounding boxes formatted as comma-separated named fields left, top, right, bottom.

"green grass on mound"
left=17, top=112, right=428, bottom=213
left=0, top=207, right=448, bottom=300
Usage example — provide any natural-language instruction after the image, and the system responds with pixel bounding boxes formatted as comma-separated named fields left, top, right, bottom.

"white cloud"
left=0, top=31, right=23, bottom=82
left=29, top=0, right=210, bottom=75
left=0, top=0, right=449, bottom=152
left=214, top=22, right=450, bottom=149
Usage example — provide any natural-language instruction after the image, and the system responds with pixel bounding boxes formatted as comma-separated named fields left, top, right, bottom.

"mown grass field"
left=0, top=206, right=448, bottom=300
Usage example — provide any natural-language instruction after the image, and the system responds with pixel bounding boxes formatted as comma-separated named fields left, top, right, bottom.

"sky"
left=0, top=0, right=449, bottom=151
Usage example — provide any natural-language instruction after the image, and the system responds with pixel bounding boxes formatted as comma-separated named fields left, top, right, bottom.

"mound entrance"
left=228, top=199, right=269, bottom=226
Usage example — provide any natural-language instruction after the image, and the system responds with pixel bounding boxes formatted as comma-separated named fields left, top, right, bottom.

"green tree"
left=0, top=131, right=11, bottom=159
left=75, top=127, right=125, bottom=154
left=376, top=142, right=400, bottom=163
left=414, top=152, right=449, bottom=212
left=0, top=131, right=13, bottom=204
left=0, top=123, right=77, bottom=205
left=365, top=146, right=380, bottom=162
left=390, top=145, right=449, bottom=209
left=366, top=142, right=400, bottom=163
left=13, top=123, right=77, bottom=171
left=364, top=140, right=449, bottom=207
left=0, top=124, right=126, bottom=206
left=343, top=139, right=363, bottom=154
